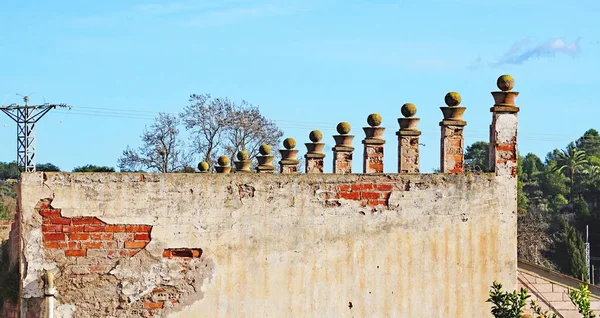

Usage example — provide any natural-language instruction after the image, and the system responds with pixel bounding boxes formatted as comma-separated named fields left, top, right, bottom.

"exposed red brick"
left=162, top=250, right=172, bottom=258
left=42, top=224, right=63, bottom=232
left=338, top=184, right=351, bottom=191
left=153, top=287, right=166, bottom=293
left=352, top=183, right=373, bottom=191
left=126, top=225, right=152, bottom=232
left=143, top=301, right=164, bottom=309
left=84, top=225, right=106, bottom=232
left=69, top=233, right=90, bottom=240
left=65, top=250, right=86, bottom=257
left=105, top=225, right=127, bottom=232
left=496, top=143, right=516, bottom=152
left=50, top=217, right=71, bottom=225
left=340, top=191, right=360, bottom=200
left=43, top=241, right=59, bottom=249
left=91, top=233, right=113, bottom=240
left=135, top=233, right=150, bottom=241
left=44, top=233, right=66, bottom=241
left=39, top=209, right=62, bottom=218
left=62, top=225, right=84, bottom=233
left=72, top=217, right=97, bottom=225
left=125, top=241, right=148, bottom=249
left=162, top=248, right=203, bottom=259
left=368, top=199, right=388, bottom=206
left=361, top=192, right=380, bottom=199
left=58, top=241, right=80, bottom=249
left=81, top=242, right=103, bottom=249
left=103, top=241, right=117, bottom=249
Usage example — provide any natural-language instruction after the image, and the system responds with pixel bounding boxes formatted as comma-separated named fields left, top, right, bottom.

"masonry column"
left=397, top=103, right=421, bottom=173
left=489, top=74, right=520, bottom=177
left=215, top=156, right=231, bottom=173
left=233, top=151, right=251, bottom=173
left=256, top=144, right=276, bottom=173
left=332, top=122, right=354, bottom=174
left=279, top=138, right=299, bottom=173
left=305, top=130, right=326, bottom=173
left=362, top=113, right=385, bottom=173
left=440, top=92, right=467, bottom=173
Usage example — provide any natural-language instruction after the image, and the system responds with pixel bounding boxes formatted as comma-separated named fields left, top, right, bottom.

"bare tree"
left=118, top=113, right=192, bottom=172
left=181, top=94, right=284, bottom=169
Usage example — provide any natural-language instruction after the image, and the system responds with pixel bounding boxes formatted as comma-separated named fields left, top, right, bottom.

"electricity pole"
left=586, top=225, right=591, bottom=282
left=0, top=96, right=69, bottom=172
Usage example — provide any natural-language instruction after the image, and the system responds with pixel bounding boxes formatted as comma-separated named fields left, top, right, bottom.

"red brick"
left=496, top=144, right=516, bottom=152
left=126, top=225, right=152, bottom=233
left=162, top=250, right=172, bottom=258
left=105, top=225, right=126, bottom=232
left=374, top=184, right=394, bottom=191
left=81, top=242, right=103, bottom=249
left=42, top=225, right=63, bottom=232
left=84, top=225, right=106, bottom=232
left=43, top=218, right=51, bottom=224
left=39, top=209, right=61, bottom=218
left=361, top=192, right=380, bottom=199
left=135, top=233, right=150, bottom=241
left=153, top=287, right=166, bottom=293
left=44, top=233, right=66, bottom=241
left=69, top=233, right=90, bottom=240
left=103, top=241, right=117, bottom=249
left=62, top=225, right=84, bottom=233
left=340, top=191, right=360, bottom=200
left=38, top=202, right=51, bottom=209
left=50, top=217, right=71, bottom=225
left=91, top=233, right=113, bottom=240
left=368, top=163, right=384, bottom=172
left=58, top=241, right=80, bottom=249
left=143, top=301, right=164, bottom=309
left=72, top=217, right=96, bottom=225
left=337, top=184, right=351, bottom=191
left=43, top=241, right=59, bottom=249
left=368, top=199, right=388, bottom=207
left=352, top=184, right=373, bottom=191
left=125, top=241, right=148, bottom=249
left=65, top=250, right=86, bottom=257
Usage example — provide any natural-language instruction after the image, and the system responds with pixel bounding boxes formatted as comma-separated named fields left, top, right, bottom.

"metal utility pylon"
left=1, top=96, right=69, bottom=172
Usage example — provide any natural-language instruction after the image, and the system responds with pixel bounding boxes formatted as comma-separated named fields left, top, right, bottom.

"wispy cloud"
left=470, top=37, right=582, bottom=69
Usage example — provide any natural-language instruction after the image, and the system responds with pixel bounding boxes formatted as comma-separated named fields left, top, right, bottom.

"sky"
left=0, top=0, right=599, bottom=173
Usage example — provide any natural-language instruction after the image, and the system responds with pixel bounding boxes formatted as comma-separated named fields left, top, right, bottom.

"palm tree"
left=552, top=146, right=588, bottom=200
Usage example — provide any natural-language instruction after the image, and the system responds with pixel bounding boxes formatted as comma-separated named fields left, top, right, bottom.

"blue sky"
left=1, top=0, right=599, bottom=172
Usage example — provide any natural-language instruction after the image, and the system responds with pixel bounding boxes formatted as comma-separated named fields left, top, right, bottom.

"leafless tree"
left=181, top=94, right=284, bottom=169
left=118, top=113, right=192, bottom=172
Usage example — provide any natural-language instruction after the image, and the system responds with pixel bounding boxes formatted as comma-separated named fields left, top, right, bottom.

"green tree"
left=73, top=165, right=115, bottom=172
left=517, top=156, right=528, bottom=214
left=552, top=145, right=588, bottom=200
left=576, top=129, right=600, bottom=158
left=36, top=163, right=61, bottom=172
left=555, top=217, right=587, bottom=281
left=0, top=162, right=19, bottom=180
left=464, top=141, right=489, bottom=172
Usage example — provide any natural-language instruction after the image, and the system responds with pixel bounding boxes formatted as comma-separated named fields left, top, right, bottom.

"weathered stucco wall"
left=17, top=171, right=517, bottom=317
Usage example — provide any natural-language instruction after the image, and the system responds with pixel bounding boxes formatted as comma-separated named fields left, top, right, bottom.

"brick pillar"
left=215, top=156, right=231, bottom=173
left=490, top=75, right=520, bottom=177
left=233, top=151, right=252, bottom=173
left=256, top=144, right=276, bottom=173
left=362, top=113, right=385, bottom=173
left=332, top=122, right=354, bottom=174
left=197, top=161, right=210, bottom=173
left=305, top=130, right=326, bottom=173
left=397, top=103, right=421, bottom=173
left=440, top=92, right=467, bottom=173
left=279, top=138, right=299, bottom=174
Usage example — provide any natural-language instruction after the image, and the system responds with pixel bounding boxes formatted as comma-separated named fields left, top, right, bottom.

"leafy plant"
left=488, top=281, right=530, bottom=318
left=569, top=284, right=596, bottom=318
left=530, top=299, right=558, bottom=318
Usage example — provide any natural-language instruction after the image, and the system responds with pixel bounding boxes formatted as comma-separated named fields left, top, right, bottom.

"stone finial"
left=256, top=144, right=276, bottom=173
left=491, top=74, right=519, bottom=109
left=305, top=130, right=326, bottom=173
left=398, top=103, right=420, bottom=131
left=440, top=92, right=467, bottom=174
left=333, top=122, right=355, bottom=174
left=401, top=103, right=417, bottom=118
left=279, top=138, right=299, bottom=173
left=234, top=150, right=251, bottom=173
left=197, top=161, right=209, bottom=173
left=397, top=103, right=421, bottom=174
left=215, top=156, right=231, bottom=173
left=363, top=114, right=385, bottom=173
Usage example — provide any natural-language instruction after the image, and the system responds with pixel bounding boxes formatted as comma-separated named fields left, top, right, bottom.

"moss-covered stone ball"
left=283, top=137, right=296, bottom=150
left=236, top=150, right=249, bottom=161
left=497, top=74, right=515, bottom=91
left=401, top=103, right=417, bottom=118
left=336, top=122, right=351, bottom=135
left=259, top=144, right=271, bottom=155
left=309, top=130, right=323, bottom=142
left=367, top=113, right=382, bottom=127
left=444, top=92, right=461, bottom=107
left=217, top=155, right=229, bottom=166
left=197, top=161, right=209, bottom=172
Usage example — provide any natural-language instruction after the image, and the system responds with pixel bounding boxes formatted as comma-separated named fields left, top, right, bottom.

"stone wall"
left=16, top=171, right=517, bottom=317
